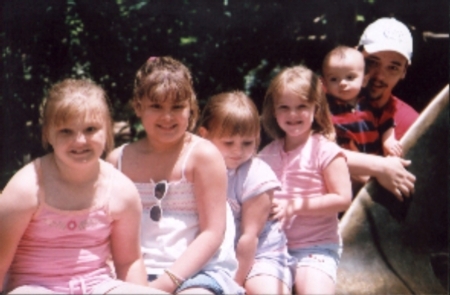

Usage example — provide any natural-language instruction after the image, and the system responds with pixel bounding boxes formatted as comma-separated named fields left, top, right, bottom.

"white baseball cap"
left=359, top=17, right=413, bottom=64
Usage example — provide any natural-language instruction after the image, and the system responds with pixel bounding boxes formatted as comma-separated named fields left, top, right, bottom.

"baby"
left=322, top=45, right=402, bottom=157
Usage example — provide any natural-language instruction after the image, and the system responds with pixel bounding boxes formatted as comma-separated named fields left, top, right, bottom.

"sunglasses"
left=150, top=180, right=168, bottom=222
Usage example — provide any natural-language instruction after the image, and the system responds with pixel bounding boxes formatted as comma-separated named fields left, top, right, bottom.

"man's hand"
left=376, top=156, right=416, bottom=201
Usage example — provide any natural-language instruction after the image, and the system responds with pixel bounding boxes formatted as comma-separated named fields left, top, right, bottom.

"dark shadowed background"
left=1, top=0, right=448, bottom=188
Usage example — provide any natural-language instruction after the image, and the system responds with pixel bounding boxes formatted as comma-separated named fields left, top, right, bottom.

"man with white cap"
left=358, top=17, right=419, bottom=140
left=341, top=17, right=417, bottom=201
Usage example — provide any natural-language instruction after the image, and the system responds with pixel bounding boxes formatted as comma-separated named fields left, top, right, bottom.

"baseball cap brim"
left=364, top=42, right=411, bottom=64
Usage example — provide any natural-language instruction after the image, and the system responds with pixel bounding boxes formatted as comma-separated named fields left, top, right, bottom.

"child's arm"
left=346, top=140, right=371, bottom=183
left=149, top=140, right=229, bottom=292
left=0, top=164, right=39, bottom=289
left=343, top=149, right=415, bottom=201
left=234, top=191, right=273, bottom=286
left=272, top=155, right=352, bottom=227
left=109, top=171, right=148, bottom=285
left=382, top=127, right=403, bottom=157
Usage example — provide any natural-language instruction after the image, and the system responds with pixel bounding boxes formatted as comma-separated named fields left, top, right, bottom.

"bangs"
left=145, top=83, right=191, bottom=104
left=210, top=108, right=260, bottom=138
left=286, top=84, right=313, bottom=103
left=138, top=69, right=194, bottom=104
left=273, top=74, right=315, bottom=104
left=50, top=95, right=108, bottom=128
left=220, top=117, right=259, bottom=138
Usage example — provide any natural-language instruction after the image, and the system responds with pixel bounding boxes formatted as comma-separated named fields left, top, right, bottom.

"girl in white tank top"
left=107, top=57, right=243, bottom=295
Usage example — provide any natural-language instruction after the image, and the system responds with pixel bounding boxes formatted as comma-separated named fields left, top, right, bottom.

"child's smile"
left=274, top=90, right=315, bottom=146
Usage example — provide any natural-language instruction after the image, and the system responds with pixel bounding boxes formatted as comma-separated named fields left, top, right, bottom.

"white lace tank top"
left=117, top=138, right=238, bottom=278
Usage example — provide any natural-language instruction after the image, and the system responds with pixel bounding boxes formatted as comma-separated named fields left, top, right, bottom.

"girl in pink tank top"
left=0, top=79, right=166, bottom=294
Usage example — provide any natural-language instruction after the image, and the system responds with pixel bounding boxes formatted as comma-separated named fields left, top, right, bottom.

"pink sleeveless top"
left=7, top=159, right=119, bottom=294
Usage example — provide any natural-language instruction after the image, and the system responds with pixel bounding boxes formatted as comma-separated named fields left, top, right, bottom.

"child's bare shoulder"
left=101, top=160, right=141, bottom=216
left=190, top=134, right=223, bottom=160
left=102, top=160, right=137, bottom=192
left=1, top=158, right=42, bottom=210
left=106, top=143, right=130, bottom=167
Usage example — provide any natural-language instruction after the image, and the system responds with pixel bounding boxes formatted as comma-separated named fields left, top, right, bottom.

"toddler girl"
left=259, top=65, right=352, bottom=295
left=0, top=79, right=166, bottom=294
left=107, top=57, right=243, bottom=295
left=198, top=91, right=295, bottom=294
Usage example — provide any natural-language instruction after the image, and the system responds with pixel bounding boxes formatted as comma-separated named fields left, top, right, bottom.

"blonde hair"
left=41, top=78, right=114, bottom=156
left=132, top=56, right=199, bottom=131
left=198, top=91, right=260, bottom=143
left=261, top=65, right=335, bottom=140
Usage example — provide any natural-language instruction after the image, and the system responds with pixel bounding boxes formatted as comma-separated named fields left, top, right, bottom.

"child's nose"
left=75, top=132, right=87, bottom=143
left=289, top=108, right=298, bottom=116
left=161, top=110, right=173, bottom=120
left=231, top=144, right=244, bottom=155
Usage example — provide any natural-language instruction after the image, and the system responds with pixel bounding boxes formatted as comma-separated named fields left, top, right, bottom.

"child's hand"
left=384, top=138, right=403, bottom=157
left=270, top=198, right=296, bottom=229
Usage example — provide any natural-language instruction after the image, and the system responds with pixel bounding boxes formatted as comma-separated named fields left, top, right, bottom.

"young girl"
left=106, top=57, right=243, bottom=295
left=197, top=91, right=295, bottom=294
left=258, top=65, right=352, bottom=295
left=0, top=79, right=166, bottom=294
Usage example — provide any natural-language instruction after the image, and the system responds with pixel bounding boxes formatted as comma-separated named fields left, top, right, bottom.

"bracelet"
left=164, top=269, right=186, bottom=287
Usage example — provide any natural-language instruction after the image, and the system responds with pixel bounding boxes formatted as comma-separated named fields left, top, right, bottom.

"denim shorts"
left=247, top=258, right=296, bottom=290
left=288, top=243, right=342, bottom=283
left=148, top=272, right=224, bottom=295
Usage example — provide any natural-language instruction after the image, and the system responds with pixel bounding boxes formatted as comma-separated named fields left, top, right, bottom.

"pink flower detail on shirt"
left=67, top=220, right=77, bottom=230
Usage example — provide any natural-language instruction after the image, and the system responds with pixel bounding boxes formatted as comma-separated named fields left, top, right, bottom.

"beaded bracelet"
left=164, top=269, right=186, bottom=287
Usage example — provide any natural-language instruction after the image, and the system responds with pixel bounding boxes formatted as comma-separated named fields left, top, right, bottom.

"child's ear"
left=133, top=101, right=143, bottom=118
left=319, top=77, right=327, bottom=92
left=197, top=126, right=209, bottom=138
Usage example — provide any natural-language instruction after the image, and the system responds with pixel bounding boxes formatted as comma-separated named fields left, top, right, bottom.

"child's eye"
left=277, top=105, right=289, bottom=110
left=243, top=141, right=254, bottom=147
left=329, top=77, right=337, bottom=82
left=149, top=103, right=162, bottom=109
left=346, top=75, right=355, bottom=81
left=173, top=104, right=186, bottom=110
left=59, top=128, right=72, bottom=135
left=86, top=126, right=98, bottom=133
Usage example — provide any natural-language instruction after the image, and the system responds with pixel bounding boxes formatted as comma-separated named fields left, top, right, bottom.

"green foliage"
left=1, top=0, right=448, bottom=188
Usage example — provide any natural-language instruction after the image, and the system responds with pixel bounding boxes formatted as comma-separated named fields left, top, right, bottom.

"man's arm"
left=343, top=150, right=415, bottom=201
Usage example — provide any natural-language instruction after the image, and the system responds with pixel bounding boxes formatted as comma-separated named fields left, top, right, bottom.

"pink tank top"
left=7, top=159, right=117, bottom=294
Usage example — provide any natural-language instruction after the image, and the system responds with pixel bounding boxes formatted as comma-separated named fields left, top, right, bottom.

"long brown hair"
left=261, top=65, right=335, bottom=140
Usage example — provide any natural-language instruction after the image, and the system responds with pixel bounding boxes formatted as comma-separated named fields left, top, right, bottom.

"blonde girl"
left=107, top=57, right=243, bottom=295
left=259, top=65, right=352, bottom=295
left=198, top=91, right=295, bottom=294
left=0, top=79, right=166, bottom=294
